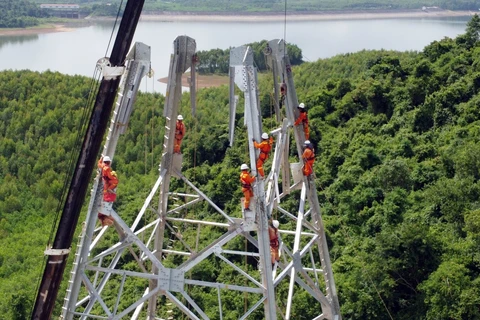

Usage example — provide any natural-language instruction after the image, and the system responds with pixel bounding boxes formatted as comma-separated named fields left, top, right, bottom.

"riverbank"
left=0, top=9, right=475, bottom=36
left=158, top=74, right=229, bottom=88
left=140, top=9, right=475, bottom=22
left=0, top=24, right=74, bottom=36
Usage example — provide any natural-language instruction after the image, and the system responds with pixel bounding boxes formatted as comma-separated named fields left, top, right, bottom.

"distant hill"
left=0, top=0, right=49, bottom=28
left=1, top=12, right=480, bottom=320
left=27, top=0, right=480, bottom=15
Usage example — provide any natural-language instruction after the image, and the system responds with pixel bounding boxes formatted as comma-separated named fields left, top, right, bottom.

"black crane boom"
left=31, top=1, right=145, bottom=318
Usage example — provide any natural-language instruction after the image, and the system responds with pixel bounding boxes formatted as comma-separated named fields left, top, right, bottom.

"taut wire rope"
left=284, top=0, right=287, bottom=59
left=104, top=0, right=125, bottom=58
left=32, top=0, right=126, bottom=313
left=278, top=0, right=393, bottom=317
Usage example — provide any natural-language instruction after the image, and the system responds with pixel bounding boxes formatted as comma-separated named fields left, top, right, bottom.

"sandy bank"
left=0, top=24, right=74, bottom=36
left=158, top=74, right=229, bottom=88
left=140, top=9, right=475, bottom=22
left=0, top=10, right=474, bottom=36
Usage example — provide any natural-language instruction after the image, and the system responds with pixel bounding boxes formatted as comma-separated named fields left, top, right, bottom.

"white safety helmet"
left=298, top=103, right=305, bottom=109
left=177, top=115, right=183, bottom=120
left=261, top=132, right=268, bottom=140
left=240, top=163, right=249, bottom=171
left=304, top=140, right=311, bottom=147
left=103, top=156, right=112, bottom=162
left=272, top=220, right=280, bottom=228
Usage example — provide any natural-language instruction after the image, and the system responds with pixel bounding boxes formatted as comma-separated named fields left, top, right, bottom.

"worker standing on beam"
left=97, top=156, right=118, bottom=227
left=294, top=102, right=310, bottom=140
left=174, top=114, right=186, bottom=154
left=240, top=164, right=256, bottom=211
left=302, top=140, right=315, bottom=177
left=252, top=132, right=274, bottom=178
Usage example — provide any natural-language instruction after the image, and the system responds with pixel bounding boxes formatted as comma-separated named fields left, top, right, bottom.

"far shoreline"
left=139, top=9, right=475, bottom=22
left=0, top=9, right=475, bottom=36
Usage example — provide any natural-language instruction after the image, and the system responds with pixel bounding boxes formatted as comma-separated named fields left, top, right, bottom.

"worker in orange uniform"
left=240, top=163, right=256, bottom=211
left=97, top=156, right=119, bottom=227
left=174, top=114, right=186, bottom=154
left=252, top=132, right=274, bottom=178
left=302, top=140, right=315, bottom=177
left=269, top=220, right=280, bottom=265
left=294, top=102, right=309, bottom=140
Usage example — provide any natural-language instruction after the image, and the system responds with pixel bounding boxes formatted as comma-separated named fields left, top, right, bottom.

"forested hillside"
left=0, top=0, right=48, bottom=28
left=196, top=40, right=303, bottom=75
left=2, top=15, right=480, bottom=320
left=141, top=0, right=480, bottom=12
left=28, top=0, right=480, bottom=14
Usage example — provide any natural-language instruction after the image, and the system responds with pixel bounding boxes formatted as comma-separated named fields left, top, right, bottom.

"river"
left=0, top=15, right=472, bottom=93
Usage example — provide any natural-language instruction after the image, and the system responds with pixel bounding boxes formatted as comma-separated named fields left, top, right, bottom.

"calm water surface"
left=0, top=16, right=471, bottom=93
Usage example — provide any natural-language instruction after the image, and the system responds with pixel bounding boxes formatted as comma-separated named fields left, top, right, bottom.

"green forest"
left=7, top=0, right=480, bottom=27
left=2, top=14, right=480, bottom=320
left=29, top=0, right=480, bottom=12
left=0, top=0, right=48, bottom=28
left=196, top=40, right=303, bottom=75
left=140, top=0, right=480, bottom=12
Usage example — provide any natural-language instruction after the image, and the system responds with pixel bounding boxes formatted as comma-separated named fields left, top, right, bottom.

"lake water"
left=0, top=16, right=472, bottom=93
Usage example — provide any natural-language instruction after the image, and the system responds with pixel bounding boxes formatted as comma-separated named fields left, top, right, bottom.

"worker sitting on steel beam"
left=302, top=140, right=315, bottom=177
left=240, top=163, right=256, bottom=211
left=252, top=132, right=274, bottom=178
left=174, top=114, right=186, bottom=154
left=98, top=156, right=118, bottom=227
left=269, top=220, right=280, bottom=265
left=294, top=102, right=310, bottom=140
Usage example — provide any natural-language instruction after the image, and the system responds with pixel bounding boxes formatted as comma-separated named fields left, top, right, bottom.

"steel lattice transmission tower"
left=61, top=36, right=341, bottom=320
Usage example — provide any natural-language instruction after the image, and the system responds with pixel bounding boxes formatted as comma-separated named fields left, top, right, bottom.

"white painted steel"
left=64, top=36, right=341, bottom=320
left=266, top=39, right=342, bottom=320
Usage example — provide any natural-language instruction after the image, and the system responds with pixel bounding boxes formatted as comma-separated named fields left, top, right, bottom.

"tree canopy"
left=0, top=0, right=48, bottom=28
left=1, top=14, right=480, bottom=320
left=196, top=40, right=303, bottom=75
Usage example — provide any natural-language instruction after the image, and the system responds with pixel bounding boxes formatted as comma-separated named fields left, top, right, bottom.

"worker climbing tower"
left=263, top=38, right=342, bottom=319
left=59, top=33, right=341, bottom=318
left=61, top=41, right=154, bottom=319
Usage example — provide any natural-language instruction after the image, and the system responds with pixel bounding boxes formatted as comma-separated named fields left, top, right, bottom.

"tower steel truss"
left=62, top=37, right=341, bottom=320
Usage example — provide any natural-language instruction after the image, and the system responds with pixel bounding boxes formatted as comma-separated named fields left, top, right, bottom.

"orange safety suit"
left=302, top=147, right=315, bottom=176
left=268, top=225, right=280, bottom=264
left=174, top=120, right=186, bottom=153
left=240, top=170, right=255, bottom=210
left=253, top=136, right=273, bottom=177
left=97, top=157, right=119, bottom=226
left=98, top=158, right=118, bottom=202
left=294, top=110, right=310, bottom=140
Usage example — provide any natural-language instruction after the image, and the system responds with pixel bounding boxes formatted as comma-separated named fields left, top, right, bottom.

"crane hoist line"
left=31, top=0, right=342, bottom=319
left=31, top=0, right=146, bottom=319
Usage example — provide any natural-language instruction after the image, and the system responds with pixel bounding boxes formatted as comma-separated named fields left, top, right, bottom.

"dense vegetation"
left=0, top=0, right=49, bottom=28
left=197, top=40, right=303, bottom=75
left=2, top=14, right=480, bottom=320
left=142, top=0, right=480, bottom=13
left=5, top=0, right=478, bottom=28
left=27, top=0, right=480, bottom=15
